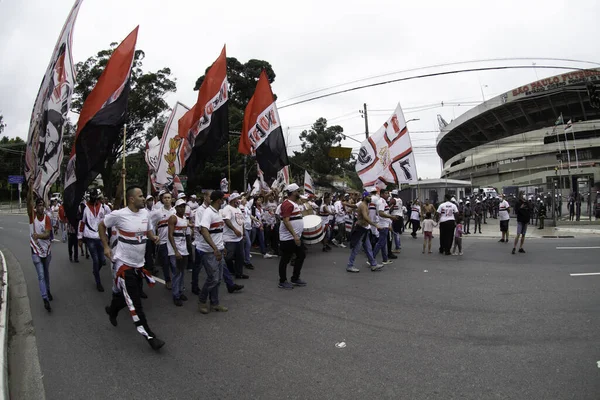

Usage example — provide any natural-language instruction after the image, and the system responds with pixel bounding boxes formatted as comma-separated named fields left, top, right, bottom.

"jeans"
left=225, top=240, right=244, bottom=277
left=278, top=240, right=305, bottom=283
left=169, top=255, right=188, bottom=299
left=157, top=243, right=171, bottom=282
left=452, top=237, right=463, bottom=253
left=252, top=227, right=267, bottom=254
left=392, top=231, right=401, bottom=250
left=347, top=226, right=376, bottom=267
left=68, top=233, right=78, bottom=260
left=336, top=222, right=346, bottom=243
left=60, top=222, right=67, bottom=242
left=31, top=253, right=51, bottom=300
left=199, top=251, right=225, bottom=306
left=373, top=228, right=389, bottom=262
left=192, top=249, right=204, bottom=292
left=243, top=229, right=252, bottom=264
left=85, top=238, right=105, bottom=285
left=464, top=217, right=471, bottom=233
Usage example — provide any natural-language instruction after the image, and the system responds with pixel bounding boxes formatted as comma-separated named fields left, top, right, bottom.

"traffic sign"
left=8, top=175, right=24, bottom=184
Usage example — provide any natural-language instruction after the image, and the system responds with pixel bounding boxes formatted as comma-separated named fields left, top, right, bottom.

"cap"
left=476, top=199, right=481, bottom=203
left=177, top=193, right=187, bottom=200
left=451, top=197, right=456, bottom=202
left=285, top=183, right=300, bottom=192
left=367, top=186, right=378, bottom=193
left=190, top=194, right=197, bottom=199
left=465, top=200, right=470, bottom=204
left=228, top=193, right=241, bottom=202
left=146, top=195, right=153, bottom=201
left=158, top=189, right=168, bottom=197
left=391, top=189, right=398, bottom=195
left=175, top=199, right=186, bottom=207
left=459, top=199, right=463, bottom=203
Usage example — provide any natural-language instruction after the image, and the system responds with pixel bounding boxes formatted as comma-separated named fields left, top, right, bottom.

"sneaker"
left=346, top=267, right=360, bottom=273
left=518, top=248, right=526, bottom=253
left=198, top=302, right=210, bottom=314
left=388, top=254, right=398, bottom=259
left=140, top=291, right=148, bottom=299
left=165, top=281, right=172, bottom=290
left=428, top=251, right=432, bottom=254
left=173, top=298, right=183, bottom=307
left=339, top=243, right=347, bottom=248
left=227, top=284, right=244, bottom=293
left=86, top=254, right=90, bottom=259
left=291, top=279, right=307, bottom=286
left=392, top=249, right=401, bottom=253
left=235, top=274, right=250, bottom=279
left=452, top=252, right=457, bottom=256
left=245, top=263, right=255, bottom=270
left=69, top=257, right=72, bottom=262
left=44, top=299, right=51, bottom=312
left=511, top=248, right=516, bottom=254
left=331, top=239, right=339, bottom=247
left=371, top=264, right=384, bottom=271
left=74, top=259, right=79, bottom=263
left=211, top=304, right=228, bottom=312
left=47, top=291, right=53, bottom=301
left=278, top=281, right=294, bottom=290
left=325, top=245, right=332, bottom=250
left=147, top=337, right=165, bottom=351
left=191, top=288, right=200, bottom=296
left=105, top=306, right=117, bottom=326
left=382, top=260, right=393, bottom=265
left=263, top=253, right=275, bottom=259
left=459, top=252, right=463, bottom=256
left=180, top=294, right=188, bottom=301
left=96, top=283, right=105, bottom=292
left=498, top=239, right=505, bottom=243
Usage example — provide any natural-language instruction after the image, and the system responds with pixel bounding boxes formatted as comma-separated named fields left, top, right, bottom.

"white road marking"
left=557, top=246, right=600, bottom=250
left=570, top=272, right=600, bottom=277
left=152, top=276, right=166, bottom=285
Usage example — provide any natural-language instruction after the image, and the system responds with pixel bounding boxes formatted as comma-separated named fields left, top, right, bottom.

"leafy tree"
left=0, top=114, right=5, bottom=135
left=0, top=136, right=25, bottom=199
left=72, top=44, right=177, bottom=197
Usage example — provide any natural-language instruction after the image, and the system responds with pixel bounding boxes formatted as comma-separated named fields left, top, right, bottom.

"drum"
left=301, top=215, right=325, bottom=245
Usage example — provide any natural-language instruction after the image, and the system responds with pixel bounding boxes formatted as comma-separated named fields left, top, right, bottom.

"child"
left=452, top=216, right=464, bottom=255
left=422, top=212, right=438, bottom=254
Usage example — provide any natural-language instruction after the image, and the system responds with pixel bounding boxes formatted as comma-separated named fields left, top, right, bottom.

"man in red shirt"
left=278, top=184, right=306, bottom=289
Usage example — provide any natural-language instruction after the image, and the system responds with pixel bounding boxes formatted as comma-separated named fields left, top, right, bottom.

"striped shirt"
left=29, top=212, right=52, bottom=257
left=279, top=200, right=304, bottom=241
left=103, top=208, right=152, bottom=268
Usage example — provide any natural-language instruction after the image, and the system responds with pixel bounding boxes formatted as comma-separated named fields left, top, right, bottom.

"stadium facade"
left=436, top=68, right=600, bottom=195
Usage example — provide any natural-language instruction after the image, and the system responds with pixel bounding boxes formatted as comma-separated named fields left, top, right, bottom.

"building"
left=436, top=68, right=600, bottom=196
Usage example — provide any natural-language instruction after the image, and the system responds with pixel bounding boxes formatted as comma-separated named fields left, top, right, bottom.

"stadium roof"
left=436, top=68, right=600, bottom=163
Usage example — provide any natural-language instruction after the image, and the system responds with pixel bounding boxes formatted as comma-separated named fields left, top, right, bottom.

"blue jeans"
left=392, top=231, right=401, bottom=250
left=85, top=238, right=105, bottom=285
left=157, top=243, right=171, bottom=282
left=192, top=249, right=204, bottom=292
left=199, top=251, right=225, bottom=305
left=243, top=229, right=252, bottom=264
left=169, top=255, right=187, bottom=299
left=347, top=226, right=377, bottom=267
left=31, top=253, right=51, bottom=300
left=252, top=227, right=267, bottom=254
left=373, top=228, right=389, bottom=262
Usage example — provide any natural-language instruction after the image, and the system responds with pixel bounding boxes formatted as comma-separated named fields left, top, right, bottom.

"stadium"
left=436, top=68, right=600, bottom=197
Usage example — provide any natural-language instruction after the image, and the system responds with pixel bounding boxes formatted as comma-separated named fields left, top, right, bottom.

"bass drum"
left=301, top=215, right=325, bottom=245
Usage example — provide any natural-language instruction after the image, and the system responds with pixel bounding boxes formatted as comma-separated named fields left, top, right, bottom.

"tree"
left=0, top=136, right=25, bottom=200
left=0, top=114, right=5, bottom=135
left=72, top=44, right=177, bottom=197
left=186, top=57, right=277, bottom=192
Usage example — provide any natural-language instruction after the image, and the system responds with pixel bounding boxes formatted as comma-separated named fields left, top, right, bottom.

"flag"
left=239, top=70, right=289, bottom=181
left=145, top=136, right=160, bottom=173
left=251, top=179, right=261, bottom=196
left=25, top=0, right=84, bottom=201
left=304, top=171, right=315, bottom=195
left=152, top=101, right=190, bottom=190
left=63, top=26, right=138, bottom=225
left=256, top=163, right=270, bottom=191
left=246, top=183, right=251, bottom=194
left=271, top=165, right=290, bottom=191
left=171, top=175, right=184, bottom=199
left=178, top=46, right=229, bottom=178
left=564, top=119, right=573, bottom=133
left=355, top=103, right=418, bottom=188
left=555, top=114, right=564, bottom=126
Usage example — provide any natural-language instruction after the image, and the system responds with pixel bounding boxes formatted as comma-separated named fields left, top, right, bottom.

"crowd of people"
left=28, top=180, right=543, bottom=350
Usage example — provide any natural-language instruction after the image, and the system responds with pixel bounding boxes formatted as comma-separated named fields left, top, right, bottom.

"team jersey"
left=377, top=197, right=391, bottom=229
left=197, top=206, right=225, bottom=252
left=221, top=205, right=244, bottom=243
left=499, top=200, right=510, bottom=221
left=437, top=201, right=458, bottom=223
left=167, top=215, right=189, bottom=256
left=279, top=199, right=304, bottom=241
left=150, top=206, right=175, bottom=245
left=103, top=207, right=152, bottom=268
left=29, top=212, right=52, bottom=257
left=79, top=202, right=111, bottom=240
left=194, top=204, right=209, bottom=249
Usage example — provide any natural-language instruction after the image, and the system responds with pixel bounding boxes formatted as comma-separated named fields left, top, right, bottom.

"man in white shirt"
left=498, top=194, right=511, bottom=243
left=436, top=194, right=459, bottom=255
left=192, top=192, right=210, bottom=295
left=99, top=186, right=164, bottom=350
left=372, top=189, right=398, bottom=265
left=278, top=184, right=306, bottom=289
left=144, top=195, right=157, bottom=274
left=187, top=194, right=199, bottom=211
left=220, top=173, right=229, bottom=193
left=332, top=195, right=347, bottom=247
left=150, top=191, right=175, bottom=289
left=389, top=190, right=403, bottom=252
left=222, top=193, right=247, bottom=279
left=197, top=190, right=229, bottom=314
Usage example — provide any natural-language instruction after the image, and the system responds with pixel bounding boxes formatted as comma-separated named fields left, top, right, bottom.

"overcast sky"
left=1, top=0, right=599, bottom=180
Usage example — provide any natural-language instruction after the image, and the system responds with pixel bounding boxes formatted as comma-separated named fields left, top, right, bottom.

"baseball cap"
left=391, top=189, right=398, bottom=195
left=285, top=183, right=300, bottom=192
left=451, top=197, right=456, bottom=202
left=175, top=199, right=186, bottom=207
left=146, top=195, right=153, bottom=201
left=177, top=193, right=187, bottom=200
left=190, top=194, right=197, bottom=199
left=228, top=193, right=241, bottom=202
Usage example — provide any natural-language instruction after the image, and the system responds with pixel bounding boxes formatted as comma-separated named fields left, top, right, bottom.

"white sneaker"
left=371, top=264, right=384, bottom=271
left=382, top=260, right=393, bottom=265
left=264, top=253, right=275, bottom=259
left=346, top=267, right=360, bottom=273
left=459, top=252, right=463, bottom=256
left=331, top=239, right=339, bottom=247
left=339, top=243, right=347, bottom=248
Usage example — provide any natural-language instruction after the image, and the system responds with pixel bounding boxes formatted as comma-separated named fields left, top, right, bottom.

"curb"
left=0, top=251, right=8, bottom=400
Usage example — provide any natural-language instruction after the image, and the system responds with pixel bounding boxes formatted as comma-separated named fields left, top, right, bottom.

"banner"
left=271, top=165, right=290, bottom=191
left=152, top=102, right=190, bottom=190
left=63, top=26, right=138, bottom=226
left=178, top=46, right=229, bottom=178
left=355, top=103, right=418, bottom=188
left=25, top=0, right=84, bottom=201
left=304, top=171, right=315, bottom=195
left=239, top=70, right=289, bottom=181
left=145, top=136, right=160, bottom=173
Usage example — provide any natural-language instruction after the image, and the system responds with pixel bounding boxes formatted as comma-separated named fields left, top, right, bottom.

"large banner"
left=355, top=103, right=418, bottom=188
left=25, top=0, right=84, bottom=201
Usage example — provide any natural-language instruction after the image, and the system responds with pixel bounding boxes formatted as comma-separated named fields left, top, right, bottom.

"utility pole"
left=360, top=103, right=369, bottom=139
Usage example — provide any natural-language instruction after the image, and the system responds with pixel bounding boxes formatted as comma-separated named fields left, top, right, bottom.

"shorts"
left=517, top=221, right=527, bottom=235
left=424, top=231, right=433, bottom=239
left=500, top=220, right=509, bottom=232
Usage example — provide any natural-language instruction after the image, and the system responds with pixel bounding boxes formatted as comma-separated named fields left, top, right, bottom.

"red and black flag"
left=64, top=26, right=138, bottom=225
left=178, top=46, right=229, bottom=177
left=239, top=70, right=289, bottom=182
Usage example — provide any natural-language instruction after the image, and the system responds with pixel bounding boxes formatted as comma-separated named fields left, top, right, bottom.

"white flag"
left=153, top=102, right=190, bottom=190
left=304, top=171, right=315, bottom=195
left=25, top=0, right=84, bottom=201
left=355, top=103, right=418, bottom=188
left=271, top=165, right=290, bottom=191
left=564, top=119, right=573, bottom=133
left=145, top=136, right=160, bottom=173
left=251, top=179, right=261, bottom=196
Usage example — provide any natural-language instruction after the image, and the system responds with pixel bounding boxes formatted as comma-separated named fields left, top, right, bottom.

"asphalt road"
left=0, top=213, right=599, bottom=400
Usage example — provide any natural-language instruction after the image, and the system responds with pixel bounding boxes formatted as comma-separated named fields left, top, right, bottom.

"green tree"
left=0, top=114, right=5, bottom=135
left=0, top=136, right=25, bottom=200
left=72, top=44, right=177, bottom=197
left=186, top=57, right=277, bottom=192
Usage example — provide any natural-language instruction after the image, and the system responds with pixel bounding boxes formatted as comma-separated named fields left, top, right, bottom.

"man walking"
left=222, top=193, right=248, bottom=280
left=150, top=191, right=175, bottom=289
left=436, top=194, right=458, bottom=255
left=27, top=187, right=53, bottom=312
left=277, top=184, right=306, bottom=289
left=498, top=194, right=511, bottom=243
left=167, top=199, right=189, bottom=306
left=512, top=193, right=530, bottom=254
left=346, top=193, right=381, bottom=272
left=79, top=189, right=111, bottom=292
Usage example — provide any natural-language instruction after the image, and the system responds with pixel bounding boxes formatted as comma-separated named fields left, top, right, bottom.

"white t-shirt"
left=437, top=201, right=458, bottom=223
left=422, top=219, right=437, bottom=232
left=29, top=212, right=52, bottom=257
left=279, top=199, right=304, bottom=241
left=410, top=205, right=421, bottom=221
left=390, top=198, right=403, bottom=216
left=150, top=206, right=175, bottom=245
left=167, top=214, right=189, bottom=256
left=197, top=206, right=225, bottom=252
left=499, top=200, right=510, bottom=221
left=194, top=204, right=209, bottom=249
left=241, top=205, right=252, bottom=230
left=377, top=197, right=391, bottom=229
left=220, top=178, right=229, bottom=193
left=221, top=205, right=244, bottom=243
left=334, top=200, right=346, bottom=219
left=79, top=202, right=111, bottom=240
left=103, top=208, right=152, bottom=268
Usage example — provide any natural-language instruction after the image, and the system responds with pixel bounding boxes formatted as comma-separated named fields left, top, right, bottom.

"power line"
left=278, top=65, right=584, bottom=110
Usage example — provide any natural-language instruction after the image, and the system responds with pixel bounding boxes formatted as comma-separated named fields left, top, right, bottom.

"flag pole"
left=228, top=141, right=231, bottom=191
left=122, top=124, right=127, bottom=207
